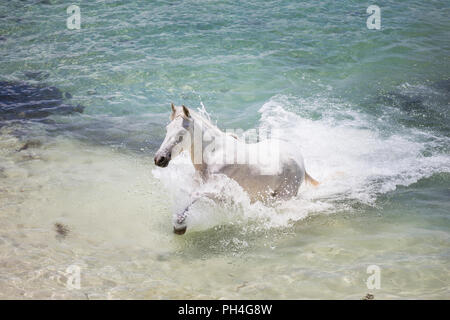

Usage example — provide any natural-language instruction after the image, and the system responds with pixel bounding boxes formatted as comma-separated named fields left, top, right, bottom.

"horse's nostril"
left=155, top=155, right=169, bottom=167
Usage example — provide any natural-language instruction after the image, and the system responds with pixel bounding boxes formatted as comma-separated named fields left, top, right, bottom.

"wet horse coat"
left=154, top=104, right=318, bottom=234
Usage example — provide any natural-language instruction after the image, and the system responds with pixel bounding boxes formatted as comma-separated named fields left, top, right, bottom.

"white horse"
left=154, top=104, right=318, bottom=234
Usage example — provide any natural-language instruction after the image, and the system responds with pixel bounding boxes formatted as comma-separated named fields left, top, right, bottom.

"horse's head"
left=154, top=103, right=193, bottom=167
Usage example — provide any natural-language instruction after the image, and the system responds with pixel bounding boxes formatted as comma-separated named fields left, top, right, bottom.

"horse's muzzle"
left=154, top=153, right=170, bottom=167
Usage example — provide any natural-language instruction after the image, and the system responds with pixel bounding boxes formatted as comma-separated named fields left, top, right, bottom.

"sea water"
left=0, top=0, right=449, bottom=299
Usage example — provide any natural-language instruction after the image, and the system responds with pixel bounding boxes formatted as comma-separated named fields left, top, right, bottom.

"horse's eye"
left=177, top=136, right=183, bottom=143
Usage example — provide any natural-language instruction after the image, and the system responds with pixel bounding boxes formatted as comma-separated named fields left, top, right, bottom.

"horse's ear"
left=182, top=105, right=190, bottom=118
left=170, top=103, right=176, bottom=120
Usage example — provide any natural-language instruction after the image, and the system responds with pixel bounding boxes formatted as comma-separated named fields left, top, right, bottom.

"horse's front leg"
left=173, top=192, right=222, bottom=235
left=173, top=197, right=199, bottom=235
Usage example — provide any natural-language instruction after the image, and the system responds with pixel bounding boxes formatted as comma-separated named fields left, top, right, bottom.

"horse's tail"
left=305, top=171, right=319, bottom=187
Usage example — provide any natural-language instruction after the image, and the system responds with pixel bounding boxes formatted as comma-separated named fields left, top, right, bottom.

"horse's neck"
left=189, top=137, right=207, bottom=178
left=190, top=151, right=208, bottom=180
left=189, top=115, right=226, bottom=179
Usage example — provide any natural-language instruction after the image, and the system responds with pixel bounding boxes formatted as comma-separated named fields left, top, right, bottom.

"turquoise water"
left=0, top=0, right=449, bottom=299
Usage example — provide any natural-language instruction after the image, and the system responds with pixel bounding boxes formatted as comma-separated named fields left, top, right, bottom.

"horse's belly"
left=218, top=160, right=304, bottom=203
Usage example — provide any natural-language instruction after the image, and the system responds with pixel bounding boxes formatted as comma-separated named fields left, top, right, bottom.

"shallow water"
left=0, top=0, right=449, bottom=299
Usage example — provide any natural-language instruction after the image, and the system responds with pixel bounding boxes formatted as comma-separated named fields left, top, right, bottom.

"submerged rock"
left=362, top=293, right=375, bottom=300
left=378, top=80, right=450, bottom=134
left=17, top=139, right=42, bottom=152
left=54, top=223, right=70, bottom=239
left=23, top=71, right=50, bottom=81
left=433, top=79, right=450, bottom=92
left=380, top=89, right=426, bottom=112
left=0, top=81, right=84, bottom=122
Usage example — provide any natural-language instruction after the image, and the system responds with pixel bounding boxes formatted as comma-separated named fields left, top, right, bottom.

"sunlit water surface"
left=0, top=0, right=449, bottom=299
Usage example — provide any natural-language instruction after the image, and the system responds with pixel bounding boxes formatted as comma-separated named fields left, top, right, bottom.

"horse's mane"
left=189, top=108, right=223, bottom=135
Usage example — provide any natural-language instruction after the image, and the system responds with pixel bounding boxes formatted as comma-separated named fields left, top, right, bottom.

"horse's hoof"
left=173, top=226, right=187, bottom=235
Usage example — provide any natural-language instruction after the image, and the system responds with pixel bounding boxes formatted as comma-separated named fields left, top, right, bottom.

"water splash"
left=153, top=95, right=450, bottom=233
